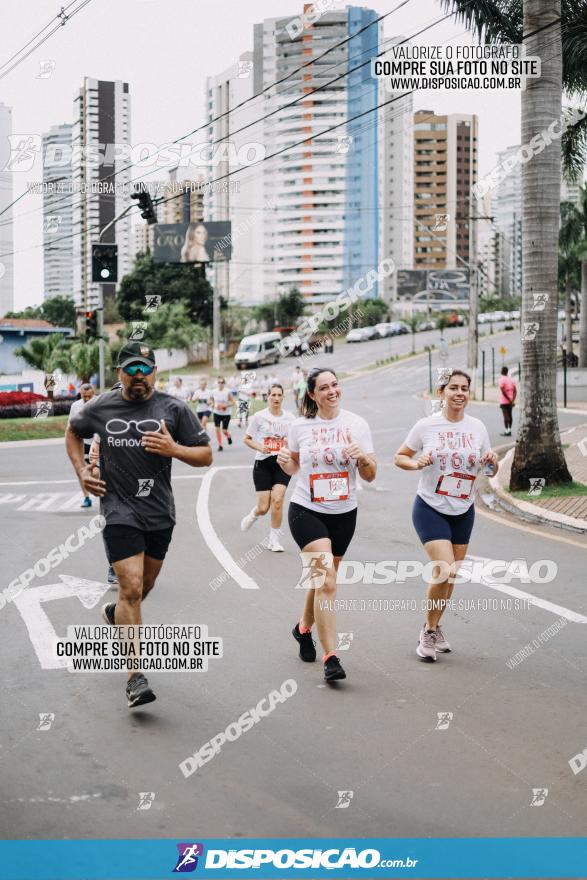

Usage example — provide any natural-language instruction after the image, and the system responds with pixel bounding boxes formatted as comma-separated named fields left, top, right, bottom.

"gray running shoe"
left=416, top=625, right=437, bottom=662
left=434, top=624, right=451, bottom=653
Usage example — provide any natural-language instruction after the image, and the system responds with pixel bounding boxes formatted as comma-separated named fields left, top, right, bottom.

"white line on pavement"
left=196, top=466, right=260, bottom=590
left=467, top=554, right=587, bottom=624
left=0, top=474, right=207, bottom=487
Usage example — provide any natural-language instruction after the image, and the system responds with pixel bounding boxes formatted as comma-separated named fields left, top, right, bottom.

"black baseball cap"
left=117, top=342, right=156, bottom=369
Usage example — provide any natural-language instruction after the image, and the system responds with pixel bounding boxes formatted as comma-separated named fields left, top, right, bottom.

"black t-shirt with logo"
left=69, top=389, right=209, bottom=530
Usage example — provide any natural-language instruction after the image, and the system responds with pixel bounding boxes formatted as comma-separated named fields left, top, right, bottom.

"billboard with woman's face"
left=153, top=222, right=232, bottom=263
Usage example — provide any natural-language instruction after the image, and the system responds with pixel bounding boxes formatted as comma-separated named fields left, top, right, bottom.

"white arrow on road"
left=12, top=575, right=110, bottom=670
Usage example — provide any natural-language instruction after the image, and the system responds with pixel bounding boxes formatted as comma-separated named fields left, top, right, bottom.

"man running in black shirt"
left=66, top=342, right=212, bottom=707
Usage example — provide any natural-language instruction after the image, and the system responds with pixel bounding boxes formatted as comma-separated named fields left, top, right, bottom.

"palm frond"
left=562, top=0, right=587, bottom=95
left=561, top=111, right=587, bottom=183
left=438, top=0, right=521, bottom=43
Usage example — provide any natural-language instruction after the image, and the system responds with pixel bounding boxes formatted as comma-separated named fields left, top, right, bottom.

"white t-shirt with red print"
left=246, top=408, right=296, bottom=461
left=403, top=412, right=491, bottom=514
left=287, top=409, right=374, bottom=513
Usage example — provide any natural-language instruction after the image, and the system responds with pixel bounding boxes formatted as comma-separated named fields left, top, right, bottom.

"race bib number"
left=310, top=471, right=350, bottom=502
left=264, top=436, right=284, bottom=453
left=435, top=472, right=475, bottom=500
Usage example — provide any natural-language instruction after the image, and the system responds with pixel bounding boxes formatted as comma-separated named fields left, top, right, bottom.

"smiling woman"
left=394, top=367, right=499, bottom=663
left=276, top=367, right=376, bottom=683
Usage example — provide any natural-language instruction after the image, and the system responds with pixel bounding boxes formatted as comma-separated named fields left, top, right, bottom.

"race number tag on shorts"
left=310, top=471, right=350, bottom=502
left=435, top=472, right=475, bottom=500
left=263, top=436, right=284, bottom=453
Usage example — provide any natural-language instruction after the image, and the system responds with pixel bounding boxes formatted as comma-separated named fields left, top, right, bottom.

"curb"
left=488, top=425, right=587, bottom=534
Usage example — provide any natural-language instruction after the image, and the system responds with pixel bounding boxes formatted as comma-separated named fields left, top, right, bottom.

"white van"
left=234, top=332, right=282, bottom=369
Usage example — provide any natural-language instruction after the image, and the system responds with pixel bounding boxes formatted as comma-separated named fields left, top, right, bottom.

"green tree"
left=255, top=287, right=306, bottom=330
left=41, top=296, right=76, bottom=328
left=117, top=254, right=216, bottom=327
left=117, top=302, right=207, bottom=351
left=349, top=299, right=389, bottom=327
left=404, top=314, right=420, bottom=354
left=51, top=340, right=107, bottom=383
left=559, top=200, right=583, bottom=362
left=442, top=0, right=581, bottom=488
left=14, top=332, right=69, bottom=399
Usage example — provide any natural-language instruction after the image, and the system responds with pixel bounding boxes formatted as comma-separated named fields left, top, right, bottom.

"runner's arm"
left=243, top=434, right=265, bottom=454
left=172, top=443, right=213, bottom=467
left=357, top=453, right=377, bottom=483
left=394, top=444, right=432, bottom=471
left=65, top=425, right=106, bottom=495
left=277, top=447, right=300, bottom=476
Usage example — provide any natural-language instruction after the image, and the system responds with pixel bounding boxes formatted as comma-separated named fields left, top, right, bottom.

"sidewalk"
left=489, top=424, right=587, bottom=533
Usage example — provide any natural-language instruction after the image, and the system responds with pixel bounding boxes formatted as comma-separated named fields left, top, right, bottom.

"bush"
left=0, top=391, right=46, bottom=408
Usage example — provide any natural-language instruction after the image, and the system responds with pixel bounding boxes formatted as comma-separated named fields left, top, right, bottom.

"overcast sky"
left=0, top=0, right=527, bottom=310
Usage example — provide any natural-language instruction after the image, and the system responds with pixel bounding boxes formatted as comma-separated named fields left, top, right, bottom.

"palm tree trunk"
left=580, top=261, right=587, bottom=367
left=510, top=0, right=572, bottom=488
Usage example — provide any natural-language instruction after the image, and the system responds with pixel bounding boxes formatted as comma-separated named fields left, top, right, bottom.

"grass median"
left=0, top=414, right=69, bottom=442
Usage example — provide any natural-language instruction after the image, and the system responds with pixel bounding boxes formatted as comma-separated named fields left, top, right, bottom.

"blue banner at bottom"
left=1, top=838, right=587, bottom=880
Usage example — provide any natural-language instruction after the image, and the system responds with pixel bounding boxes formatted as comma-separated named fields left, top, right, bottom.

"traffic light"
left=131, top=186, right=157, bottom=224
left=91, top=243, right=118, bottom=283
left=85, top=310, right=98, bottom=339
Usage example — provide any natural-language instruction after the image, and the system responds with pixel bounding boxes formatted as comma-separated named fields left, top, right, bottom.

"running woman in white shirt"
left=394, top=369, right=498, bottom=662
left=209, top=377, right=234, bottom=451
left=241, top=384, right=296, bottom=552
left=277, top=368, right=376, bottom=682
left=192, top=379, right=211, bottom=430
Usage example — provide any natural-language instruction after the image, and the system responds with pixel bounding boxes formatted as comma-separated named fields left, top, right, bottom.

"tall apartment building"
left=378, top=39, right=413, bottom=301
left=71, top=78, right=131, bottom=309
left=254, top=6, right=380, bottom=306
left=494, top=144, right=522, bottom=298
left=42, top=123, right=74, bottom=300
left=0, top=102, right=14, bottom=317
left=206, top=50, right=266, bottom=306
left=413, top=110, right=478, bottom=271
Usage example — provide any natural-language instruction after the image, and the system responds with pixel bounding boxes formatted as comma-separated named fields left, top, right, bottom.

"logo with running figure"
left=136, top=478, right=155, bottom=497
left=335, top=791, right=354, bottom=809
left=296, top=551, right=334, bottom=590
left=173, top=843, right=204, bottom=872
left=530, top=788, right=548, bottom=806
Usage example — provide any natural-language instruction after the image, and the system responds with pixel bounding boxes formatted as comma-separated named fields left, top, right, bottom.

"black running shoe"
left=227, top=435, right=233, bottom=445
left=324, top=655, right=346, bottom=682
left=218, top=445, right=223, bottom=451
left=292, top=623, right=316, bottom=662
left=126, top=673, right=156, bottom=708
left=101, top=602, right=116, bottom=625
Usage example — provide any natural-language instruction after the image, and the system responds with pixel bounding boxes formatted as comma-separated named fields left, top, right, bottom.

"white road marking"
left=12, top=575, right=110, bottom=669
left=196, top=466, right=260, bottom=590
left=467, top=554, right=587, bottom=624
left=0, top=474, right=207, bottom=488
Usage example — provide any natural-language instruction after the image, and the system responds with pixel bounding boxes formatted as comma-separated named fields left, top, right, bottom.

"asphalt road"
left=1, top=328, right=587, bottom=844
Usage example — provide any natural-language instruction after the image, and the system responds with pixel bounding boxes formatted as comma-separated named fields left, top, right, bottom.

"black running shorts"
left=253, top=456, right=291, bottom=492
left=103, top=524, right=174, bottom=564
left=288, top=501, right=357, bottom=557
left=213, top=413, right=231, bottom=429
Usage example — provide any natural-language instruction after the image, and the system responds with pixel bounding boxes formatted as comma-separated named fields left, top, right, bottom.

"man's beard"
left=127, top=382, right=148, bottom=400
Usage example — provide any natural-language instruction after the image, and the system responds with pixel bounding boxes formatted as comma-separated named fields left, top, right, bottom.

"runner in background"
left=209, top=377, right=234, bottom=451
left=192, top=378, right=211, bottom=430
left=394, top=368, right=498, bottom=663
left=260, top=373, right=270, bottom=403
left=291, top=364, right=302, bottom=411
left=167, top=377, right=187, bottom=400
left=498, top=366, right=517, bottom=436
left=277, top=368, right=376, bottom=682
left=241, top=383, right=296, bottom=552
left=295, top=369, right=308, bottom=413
left=236, top=371, right=256, bottom=429
left=68, top=383, right=96, bottom=508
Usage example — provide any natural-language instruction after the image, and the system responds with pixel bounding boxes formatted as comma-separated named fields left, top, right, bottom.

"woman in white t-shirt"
left=395, top=368, right=498, bottom=663
left=277, top=368, right=376, bottom=683
left=241, top=384, right=296, bottom=552
left=209, top=377, right=234, bottom=451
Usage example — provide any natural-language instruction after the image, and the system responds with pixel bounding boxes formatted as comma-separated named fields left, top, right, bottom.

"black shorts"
left=288, top=501, right=357, bottom=558
left=197, top=409, right=211, bottom=419
left=213, top=413, right=231, bottom=429
left=253, top=456, right=291, bottom=492
left=411, top=495, right=475, bottom=545
left=103, top=524, right=174, bottom=564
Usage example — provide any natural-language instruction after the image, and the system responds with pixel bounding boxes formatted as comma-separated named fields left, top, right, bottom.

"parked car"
left=447, top=312, right=465, bottom=327
left=234, top=332, right=282, bottom=369
left=346, top=328, right=368, bottom=343
left=388, top=321, right=409, bottom=335
left=417, top=319, right=437, bottom=331
left=361, top=325, right=378, bottom=340
left=374, top=322, right=393, bottom=338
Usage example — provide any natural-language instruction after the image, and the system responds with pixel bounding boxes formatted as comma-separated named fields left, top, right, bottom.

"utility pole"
left=467, top=212, right=494, bottom=397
